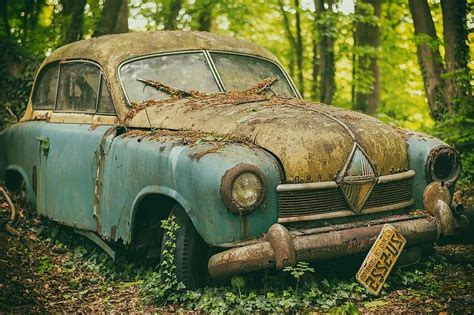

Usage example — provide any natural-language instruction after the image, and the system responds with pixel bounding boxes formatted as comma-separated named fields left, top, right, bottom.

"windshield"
left=120, top=51, right=296, bottom=104
left=120, top=52, right=219, bottom=103
left=210, top=53, right=295, bottom=98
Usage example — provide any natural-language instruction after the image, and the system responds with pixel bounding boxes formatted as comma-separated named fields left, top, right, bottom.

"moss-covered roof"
left=43, top=31, right=279, bottom=67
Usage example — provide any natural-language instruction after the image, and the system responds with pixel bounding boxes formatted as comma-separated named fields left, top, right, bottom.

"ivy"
left=141, top=215, right=186, bottom=305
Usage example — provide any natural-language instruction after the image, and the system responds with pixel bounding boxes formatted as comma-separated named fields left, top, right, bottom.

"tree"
left=93, top=0, right=129, bottom=37
left=316, top=0, right=336, bottom=104
left=196, top=0, right=214, bottom=32
left=163, top=0, right=183, bottom=30
left=1, top=0, right=10, bottom=37
left=61, top=0, right=87, bottom=44
left=408, top=0, right=448, bottom=120
left=277, top=0, right=304, bottom=97
left=352, top=0, right=381, bottom=115
left=294, top=0, right=304, bottom=96
left=310, top=1, right=319, bottom=100
left=441, top=0, right=471, bottom=109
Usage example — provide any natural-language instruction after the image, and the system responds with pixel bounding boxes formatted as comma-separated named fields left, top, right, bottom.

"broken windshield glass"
left=120, top=52, right=220, bottom=103
left=210, top=52, right=295, bottom=98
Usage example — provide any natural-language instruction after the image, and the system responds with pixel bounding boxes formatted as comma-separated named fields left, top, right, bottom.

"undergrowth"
left=35, top=215, right=471, bottom=314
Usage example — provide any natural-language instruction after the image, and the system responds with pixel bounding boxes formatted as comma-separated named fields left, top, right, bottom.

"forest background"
left=0, top=0, right=472, bottom=184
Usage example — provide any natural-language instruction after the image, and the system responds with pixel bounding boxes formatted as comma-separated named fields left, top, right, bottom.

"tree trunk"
left=311, top=9, right=319, bottom=101
left=62, top=0, right=87, bottom=44
left=353, top=0, right=381, bottom=115
left=318, top=0, right=336, bottom=104
left=1, top=0, right=10, bottom=37
left=408, top=0, right=448, bottom=120
left=441, top=0, right=471, bottom=109
left=277, top=0, right=298, bottom=88
left=93, top=0, right=129, bottom=37
left=196, top=0, right=214, bottom=31
left=294, top=0, right=304, bottom=97
left=163, top=0, right=182, bottom=30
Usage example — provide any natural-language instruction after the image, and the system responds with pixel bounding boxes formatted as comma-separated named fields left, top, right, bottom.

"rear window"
left=32, top=63, right=59, bottom=110
left=57, top=63, right=101, bottom=113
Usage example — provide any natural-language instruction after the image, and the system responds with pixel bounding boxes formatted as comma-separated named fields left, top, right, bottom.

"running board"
left=74, top=229, right=116, bottom=260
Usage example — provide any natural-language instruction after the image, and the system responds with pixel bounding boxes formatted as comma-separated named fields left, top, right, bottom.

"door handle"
left=36, top=137, right=50, bottom=156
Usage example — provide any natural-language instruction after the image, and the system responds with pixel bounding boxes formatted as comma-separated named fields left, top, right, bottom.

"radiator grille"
left=278, top=177, right=413, bottom=219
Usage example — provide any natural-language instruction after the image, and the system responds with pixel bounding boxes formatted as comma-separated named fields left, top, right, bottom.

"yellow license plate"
left=356, top=224, right=407, bottom=295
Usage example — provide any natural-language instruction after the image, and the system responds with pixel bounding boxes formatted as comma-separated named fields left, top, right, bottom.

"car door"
left=37, top=60, right=117, bottom=231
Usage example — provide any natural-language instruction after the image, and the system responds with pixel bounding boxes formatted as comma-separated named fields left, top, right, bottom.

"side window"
left=97, top=76, right=115, bottom=114
left=33, top=63, right=59, bottom=109
left=57, top=63, right=100, bottom=112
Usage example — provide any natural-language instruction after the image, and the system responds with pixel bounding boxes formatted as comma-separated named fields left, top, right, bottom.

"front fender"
left=404, top=130, right=454, bottom=208
left=101, top=133, right=282, bottom=246
left=184, top=144, right=282, bottom=246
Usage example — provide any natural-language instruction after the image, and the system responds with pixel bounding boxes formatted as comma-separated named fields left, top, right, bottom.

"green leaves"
left=141, top=215, right=185, bottom=304
left=283, top=261, right=315, bottom=292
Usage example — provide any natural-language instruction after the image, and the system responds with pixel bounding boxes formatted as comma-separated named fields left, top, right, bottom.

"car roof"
left=43, top=31, right=280, bottom=68
left=23, top=31, right=287, bottom=123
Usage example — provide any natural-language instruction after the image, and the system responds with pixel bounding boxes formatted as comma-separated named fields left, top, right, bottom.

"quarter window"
left=97, top=76, right=115, bottom=114
left=32, top=63, right=59, bottom=109
left=57, top=63, right=101, bottom=112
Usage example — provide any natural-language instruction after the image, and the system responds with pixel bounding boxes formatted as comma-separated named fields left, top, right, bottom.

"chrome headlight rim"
left=220, top=163, right=267, bottom=216
left=427, top=146, right=461, bottom=187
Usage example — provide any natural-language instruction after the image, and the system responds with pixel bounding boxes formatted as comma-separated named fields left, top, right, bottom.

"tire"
left=161, top=205, right=210, bottom=289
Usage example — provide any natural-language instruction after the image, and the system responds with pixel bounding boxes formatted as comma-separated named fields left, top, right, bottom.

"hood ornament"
left=339, top=144, right=376, bottom=213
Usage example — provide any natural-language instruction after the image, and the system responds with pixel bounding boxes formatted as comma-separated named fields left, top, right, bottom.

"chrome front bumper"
left=208, top=182, right=473, bottom=279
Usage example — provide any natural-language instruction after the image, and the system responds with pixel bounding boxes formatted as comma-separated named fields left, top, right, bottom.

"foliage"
left=141, top=215, right=185, bottom=304
left=283, top=261, right=315, bottom=292
left=434, top=103, right=474, bottom=185
left=0, top=39, right=40, bottom=130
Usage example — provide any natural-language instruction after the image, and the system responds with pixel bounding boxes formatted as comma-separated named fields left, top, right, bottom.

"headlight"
left=427, top=146, right=461, bottom=186
left=221, top=164, right=266, bottom=216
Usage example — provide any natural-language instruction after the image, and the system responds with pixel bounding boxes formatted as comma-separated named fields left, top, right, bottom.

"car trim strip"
left=276, top=181, right=338, bottom=192
left=276, top=169, right=416, bottom=192
left=277, top=199, right=415, bottom=223
left=377, top=170, right=415, bottom=184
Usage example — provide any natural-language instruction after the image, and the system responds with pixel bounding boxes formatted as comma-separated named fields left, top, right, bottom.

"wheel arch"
left=4, top=165, right=36, bottom=206
left=128, top=185, right=198, bottom=244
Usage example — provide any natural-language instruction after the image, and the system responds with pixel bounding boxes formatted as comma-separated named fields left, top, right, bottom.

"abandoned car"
left=0, top=31, right=472, bottom=289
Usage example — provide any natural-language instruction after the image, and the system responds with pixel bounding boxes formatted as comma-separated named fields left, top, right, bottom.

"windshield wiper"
left=136, top=78, right=193, bottom=98
left=246, top=77, right=278, bottom=95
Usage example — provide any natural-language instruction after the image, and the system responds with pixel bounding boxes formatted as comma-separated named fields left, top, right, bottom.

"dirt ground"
left=1, top=191, right=473, bottom=313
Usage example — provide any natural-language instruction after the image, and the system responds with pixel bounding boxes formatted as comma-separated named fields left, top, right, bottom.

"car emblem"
left=339, top=144, right=376, bottom=213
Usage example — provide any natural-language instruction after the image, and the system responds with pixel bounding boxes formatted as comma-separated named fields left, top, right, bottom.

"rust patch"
left=338, top=114, right=362, bottom=121
left=94, top=127, right=118, bottom=233
left=32, top=111, right=51, bottom=121
left=392, top=126, right=414, bottom=141
left=189, top=144, right=224, bottom=160
left=110, top=225, right=117, bottom=240
left=121, top=128, right=257, bottom=159
left=88, top=123, right=100, bottom=131
left=125, top=97, right=182, bottom=122
left=426, top=146, right=461, bottom=186
left=220, top=163, right=267, bottom=216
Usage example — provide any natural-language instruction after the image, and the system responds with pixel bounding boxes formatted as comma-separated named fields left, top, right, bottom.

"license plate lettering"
left=356, top=224, right=407, bottom=295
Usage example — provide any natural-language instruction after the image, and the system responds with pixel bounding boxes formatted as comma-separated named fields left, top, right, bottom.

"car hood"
left=127, top=93, right=408, bottom=182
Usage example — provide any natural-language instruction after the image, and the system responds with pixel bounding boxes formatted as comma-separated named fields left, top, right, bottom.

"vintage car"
left=0, top=31, right=472, bottom=289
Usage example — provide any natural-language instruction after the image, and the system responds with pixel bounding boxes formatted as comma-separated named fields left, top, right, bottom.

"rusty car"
left=0, top=31, right=472, bottom=289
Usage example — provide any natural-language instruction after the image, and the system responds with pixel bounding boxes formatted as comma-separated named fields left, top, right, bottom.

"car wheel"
left=161, top=204, right=210, bottom=289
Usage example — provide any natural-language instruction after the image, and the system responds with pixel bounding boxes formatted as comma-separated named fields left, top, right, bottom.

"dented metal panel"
left=402, top=130, right=454, bottom=208
left=95, top=130, right=282, bottom=245
left=128, top=95, right=408, bottom=183
left=22, top=31, right=282, bottom=123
